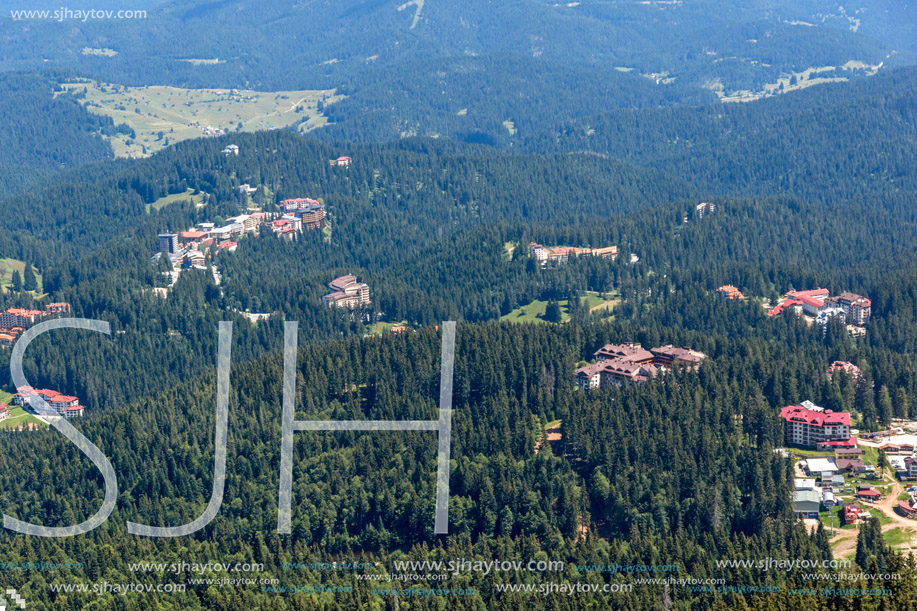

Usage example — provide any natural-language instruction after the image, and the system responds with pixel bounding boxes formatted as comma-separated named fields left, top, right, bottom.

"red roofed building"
left=334, top=156, right=351, bottom=167
left=0, top=403, right=8, bottom=421
left=45, top=302, right=71, bottom=315
left=768, top=299, right=804, bottom=317
left=788, top=288, right=831, bottom=300
left=13, top=386, right=84, bottom=418
left=843, top=503, right=862, bottom=524
left=218, top=241, right=238, bottom=251
left=827, top=361, right=862, bottom=383
left=181, top=230, right=208, bottom=241
left=856, top=489, right=881, bottom=501
left=780, top=404, right=851, bottom=449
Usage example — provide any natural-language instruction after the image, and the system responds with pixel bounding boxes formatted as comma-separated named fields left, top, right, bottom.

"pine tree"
left=23, top=262, right=37, bottom=291
left=894, top=387, right=910, bottom=419
left=10, top=269, right=21, bottom=292
left=544, top=300, right=562, bottom=323
left=878, top=386, right=894, bottom=427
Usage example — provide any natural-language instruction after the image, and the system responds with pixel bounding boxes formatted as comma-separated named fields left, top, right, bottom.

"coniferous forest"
left=1, top=4, right=917, bottom=607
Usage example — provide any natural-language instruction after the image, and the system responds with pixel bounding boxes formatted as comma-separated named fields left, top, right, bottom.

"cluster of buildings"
left=12, top=386, right=84, bottom=418
left=529, top=243, right=618, bottom=266
left=322, top=275, right=371, bottom=309
left=574, top=342, right=707, bottom=390
left=272, top=198, right=327, bottom=240
left=768, top=288, right=871, bottom=326
left=0, top=303, right=71, bottom=347
left=793, top=476, right=880, bottom=519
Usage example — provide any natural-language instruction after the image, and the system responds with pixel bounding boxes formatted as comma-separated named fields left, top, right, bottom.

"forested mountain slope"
left=522, top=67, right=917, bottom=204
left=0, top=73, right=119, bottom=196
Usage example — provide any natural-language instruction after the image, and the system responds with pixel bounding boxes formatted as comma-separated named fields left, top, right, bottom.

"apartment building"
left=780, top=404, right=851, bottom=449
left=322, top=275, right=371, bottom=308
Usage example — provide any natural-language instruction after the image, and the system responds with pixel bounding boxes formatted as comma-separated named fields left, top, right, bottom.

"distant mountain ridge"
left=0, top=0, right=912, bottom=93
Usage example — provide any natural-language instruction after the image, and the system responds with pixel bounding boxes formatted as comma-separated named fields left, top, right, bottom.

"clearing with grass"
left=58, top=80, right=345, bottom=158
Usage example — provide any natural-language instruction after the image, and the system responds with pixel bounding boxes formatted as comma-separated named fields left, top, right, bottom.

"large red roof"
left=780, top=405, right=851, bottom=427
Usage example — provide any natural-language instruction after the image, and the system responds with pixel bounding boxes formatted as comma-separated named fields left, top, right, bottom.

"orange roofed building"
left=716, top=285, right=744, bottom=300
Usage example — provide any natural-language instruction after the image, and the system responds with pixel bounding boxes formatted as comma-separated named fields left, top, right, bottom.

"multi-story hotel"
left=780, top=404, right=851, bottom=449
left=12, top=386, right=84, bottom=418
left=575, top=342, right=706, bottom=390
left=322, top=275, right=371, bottom=309
left=280, top=198, right=326, bottom=230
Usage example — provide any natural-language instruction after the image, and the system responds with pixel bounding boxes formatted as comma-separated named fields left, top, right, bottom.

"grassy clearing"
left=502, top=294, right=620, bottom=324
left=713, top=62, right=882, bottom=103
left=149, top=188, right=206, bottom=211
left=82, top=47, right=118, bottom=56
left=502, top=242, right=516, bottom=261
left=502, top=299, right=566, bottom=323
left=58, top=80, right=345, bottom=158
left=368, top=321, right=410, bottom=336
left=0, top=258, right=42, bottom=293
left=0, top=391, right=45, bottom=432
left=884, top=527, right=915, bottom=547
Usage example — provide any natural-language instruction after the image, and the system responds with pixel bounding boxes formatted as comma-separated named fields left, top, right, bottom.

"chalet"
left=716, top=285, right=744, bottom=300
left=827, top=361, right=862, bottom=383
left=897, top=501, right=917, bottom=518
left=222, top=144, right=239, bottom=155
left=323, top=275, right=371, bottom=309
left=0, top=403, right=8, bottom=421
left=856, top=489, right=881, bottom=502
left=836, top=459, right=865, bottom=474
left=843, top=503, right=862, bottom=525
left=45, top=302, right=71, bottom=315
left=834, top=447, right=864, bottom=459
left=332, top=156, right=352, bottom=167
